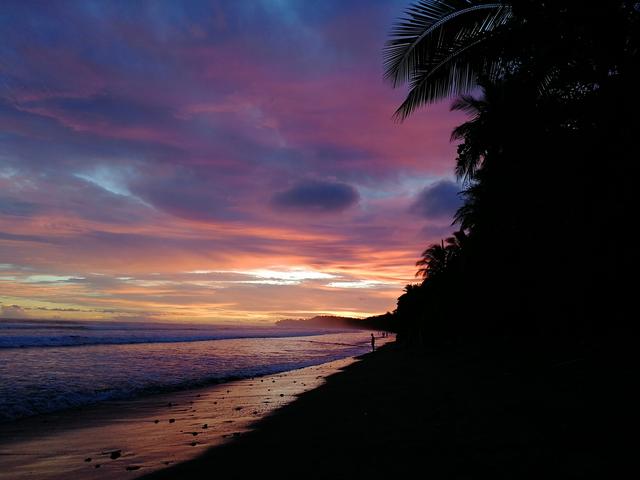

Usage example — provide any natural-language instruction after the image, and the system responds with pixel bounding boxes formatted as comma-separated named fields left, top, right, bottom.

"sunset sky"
left=0, top=0, right=464, bottom=323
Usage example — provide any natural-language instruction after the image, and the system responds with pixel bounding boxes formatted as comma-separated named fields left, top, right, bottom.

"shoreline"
left=141, top=341, right=628, bottom=479
left=0, top=353, right=375, bottom=480
left=0, top=329, right=383, bottom=424
left=3, top=338, right=628, bottom=479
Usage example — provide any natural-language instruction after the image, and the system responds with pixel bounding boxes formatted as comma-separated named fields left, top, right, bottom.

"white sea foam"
left=0, top=320, right=340, bottom=348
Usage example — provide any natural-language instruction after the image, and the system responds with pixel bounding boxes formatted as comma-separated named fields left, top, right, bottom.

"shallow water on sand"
left=0, top=321, right=380, bottom=422
left=0, top=356, right=364, bottom=480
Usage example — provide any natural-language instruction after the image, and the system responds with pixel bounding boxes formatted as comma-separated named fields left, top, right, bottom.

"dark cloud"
left=410, top=180, right=462, bottom=219
left=133, top=167, right=245, bottom=222
left=271, top=179, right=359, bottom=212
left=21, top=94, right=170, bottom=126
left=0, top=196, right=40, bottom=217
left=0, top=232, right=49, bottom=243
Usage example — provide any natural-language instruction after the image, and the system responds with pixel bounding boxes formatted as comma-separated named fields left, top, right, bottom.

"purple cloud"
left=271, top=179, right=359, bottom=212
left=410, top=180, right=462, bottom=220
left=0, top=196, right=40, bottom=217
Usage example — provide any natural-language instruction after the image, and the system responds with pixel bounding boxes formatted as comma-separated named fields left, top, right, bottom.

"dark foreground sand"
left=144, top=342, right=633, bottom=480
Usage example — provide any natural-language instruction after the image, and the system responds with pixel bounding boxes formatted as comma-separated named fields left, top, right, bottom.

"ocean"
left=0, top=319, right=377, bottom=422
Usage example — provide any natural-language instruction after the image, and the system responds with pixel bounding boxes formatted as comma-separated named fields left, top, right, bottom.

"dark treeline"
left=276, top=314, right=396, bottom=332
left=382, top=1, right=639, bottom=358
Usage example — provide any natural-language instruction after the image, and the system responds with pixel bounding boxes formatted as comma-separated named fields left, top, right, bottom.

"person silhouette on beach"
left=370, top=333, right=375, bottom=352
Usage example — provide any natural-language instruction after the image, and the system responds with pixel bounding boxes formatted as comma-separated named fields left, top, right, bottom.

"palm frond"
left=450, top=94, right=484, bottom=117
left=384, top=1, right=514, bottom=118
left=453, top=182, right=483, bottom=229
left=384, top=1, right=509, bottom=87
left=393, top=38, right=487, bottom=120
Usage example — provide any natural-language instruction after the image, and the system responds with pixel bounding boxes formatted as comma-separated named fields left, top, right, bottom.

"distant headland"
left=276, top=314, right=394, bottom=331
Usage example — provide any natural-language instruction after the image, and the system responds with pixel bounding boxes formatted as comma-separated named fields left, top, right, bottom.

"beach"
left=1, top=333, right=632, bottom=479
left=0, top=355, right=366, bottom=479
left=140, top=341, right=631, bottom=480
left=0, top=322, right=396, bottom=479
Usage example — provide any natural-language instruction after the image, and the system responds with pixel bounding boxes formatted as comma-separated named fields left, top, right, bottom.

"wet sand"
left=0, top=356, right=362, bottom=480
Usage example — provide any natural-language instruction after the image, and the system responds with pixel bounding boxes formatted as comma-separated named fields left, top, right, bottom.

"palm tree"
left=446, top=229, right=468, bottom=258
left=415, top=230, right=468, bottom=280
left=449, top=79, right=535, bottom=231
left=454, top=181, right=483, bottom=231
left=387, top=1, right=640, bottom=349
left=416, top=240, right=448, bottom=279
left=449, top=79, right=517, bottom=182
left=383, top=1, right=638, bottom=120
left=383, top=0, right=514, bottom=120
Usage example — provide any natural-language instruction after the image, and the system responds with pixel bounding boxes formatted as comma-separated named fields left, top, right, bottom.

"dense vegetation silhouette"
left=382, top=1, right=639, bottom=357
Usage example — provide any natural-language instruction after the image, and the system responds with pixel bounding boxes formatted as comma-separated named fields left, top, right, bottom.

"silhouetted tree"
left=384, top=1, right=640, bottom=351
left=416, top=230, right=468, bottom=281
left=416, top=240, right=448, bottom=280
